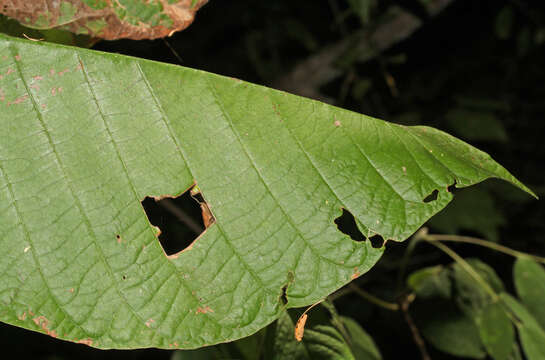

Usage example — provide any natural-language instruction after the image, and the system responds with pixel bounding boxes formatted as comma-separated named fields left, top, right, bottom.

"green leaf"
left=500, top=294, right=545, bottom=360
left=445, top=108, right=508, bottom=143
left=0, top=15, right=93, bottom=47
left=514, top=259, right=545, bottom=330
left=495, top=6, right=514, bottom=40
left=265, top=311, right=363, bottom=360
left=407, top=265, right=451, bottom=299
left=414, top=300, right=486, bottom=359
left=264, top=311, right=308, bottom=360
left=453, top=259, right=504, bottom=317
left=341, top=316, right=381, bottom=360
left=171, top=347, right=224, bottom=360
left=409, top=260, right=507, bottom=359
left=477, top=301, right=515, bottom=360
left=0, top=34, right=534, bottom=349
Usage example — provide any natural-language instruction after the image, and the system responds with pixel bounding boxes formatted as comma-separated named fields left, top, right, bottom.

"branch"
left=273, top=0, right=454, bottom=101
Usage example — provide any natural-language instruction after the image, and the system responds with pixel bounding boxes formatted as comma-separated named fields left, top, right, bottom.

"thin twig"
left=425, top=240, right=499, bottom=301
left=273, top=0, right=455, bottom=100
left=349, top=283, right=399, bottom=311
left=400, top=295, right=431, bottom=360
left=158, top=198, right=203, bottom=234
left=163, top=38, right=184, bottom=64
left=423, top=234, right=545, bottom=264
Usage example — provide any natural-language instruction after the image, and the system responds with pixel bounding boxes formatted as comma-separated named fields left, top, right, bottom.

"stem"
left=425, top=240, right=499, bottom=301
left=400, top=295, right=431, bottom=360
left=348, top=284, right=399, bottom=311
left=397, top=227, right=427, bottom=291
left=423, top=234, right=545, bottom=264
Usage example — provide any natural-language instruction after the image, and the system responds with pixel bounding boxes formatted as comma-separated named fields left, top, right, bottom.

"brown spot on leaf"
left=196, top=306, right=213, bottom=314
left=58, top=69, right=70, bottom=76
left=33, top=75, right=43, bottom=81
left=7, top=94, right=29, bottom=106
left=6, top=68, right=14, bottom=75
left=145, top=318, right=155, bottom=328
left=334, top=120, right=341, bottom=127
left=18, top=312, right=26, bottom=321
left=77, top=338, right=93, bottom=346
left=32, top=315, right=57, bottom=338
left=14, top=54, right=21, bottom=61
left=351, top=267, right=361, bottom=280
left=1, top=0, right=208, bottom=40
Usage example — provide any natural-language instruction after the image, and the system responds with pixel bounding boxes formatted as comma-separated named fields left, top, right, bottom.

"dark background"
left=1, top=0, right=544, bottom=359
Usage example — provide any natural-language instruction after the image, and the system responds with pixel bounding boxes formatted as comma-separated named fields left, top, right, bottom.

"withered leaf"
left=0, top=0, right=207, bottom=40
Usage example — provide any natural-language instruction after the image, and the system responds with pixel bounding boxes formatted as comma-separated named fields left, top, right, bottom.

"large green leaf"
left=0, top=34, right=534, bottom=349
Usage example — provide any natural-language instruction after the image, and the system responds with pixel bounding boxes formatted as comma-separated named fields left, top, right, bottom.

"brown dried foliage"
left=0, top=0, right=207, bottom=40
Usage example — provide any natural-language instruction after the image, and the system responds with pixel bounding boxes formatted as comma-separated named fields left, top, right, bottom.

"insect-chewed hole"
left=369, top=235, right=384, bottom=248
left=141, top=186, right=214, bottom=256
left=334, top=208, right=367, bottom=242
left=280, top=283, right=289, bottom=305
left=423, top=189, right=439, bottom=203
left=447, top=179, right=458, bottom=194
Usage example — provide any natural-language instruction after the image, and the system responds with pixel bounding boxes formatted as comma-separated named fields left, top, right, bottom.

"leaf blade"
left=0, top=34, right=534, bottom=349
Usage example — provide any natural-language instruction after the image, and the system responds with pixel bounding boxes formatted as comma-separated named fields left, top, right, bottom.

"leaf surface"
left=514, top=259, right=545, bottom=330
left=0, top=34, right=534, bottom=349
left=501, top=294, right=545, bottom=360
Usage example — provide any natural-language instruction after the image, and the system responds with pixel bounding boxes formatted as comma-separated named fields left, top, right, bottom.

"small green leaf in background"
left=341, top=316, right=381, bottom=360
left=347, top=0, right=377, bottom=25
left=408, top=259, right=509, bottom=359
left=414, top=300, right=486, bottom=359
left=453, top=259, right=504, bottom=317
left=0, top=14, right=92, bottom=47
left=171, top=347, right=224, bottom=360
left=477, top=302, right=515, bottom=360
left=501, top=294, right=545, bottom=360
left=495, top=6, right=515, bottom=40
left=407, top=265, right=451, bottom=299
left=264, top=308, right=382, bottom=360
left=514, top=259, right=545, bottom=330
left=445, top=108, right=508, bottom=143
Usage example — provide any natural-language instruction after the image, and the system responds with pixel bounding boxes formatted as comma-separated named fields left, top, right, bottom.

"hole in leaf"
left=334, top=208, right=366, bottom=242
left=280, top=284, right=288, bottom=305
left=423, top=189, right=439, bottom=203
left=369, top=235, right=384, bottom=248
left=141, top=186, right=213, bottom=256
left=447, top=179, right=459, bottom=194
